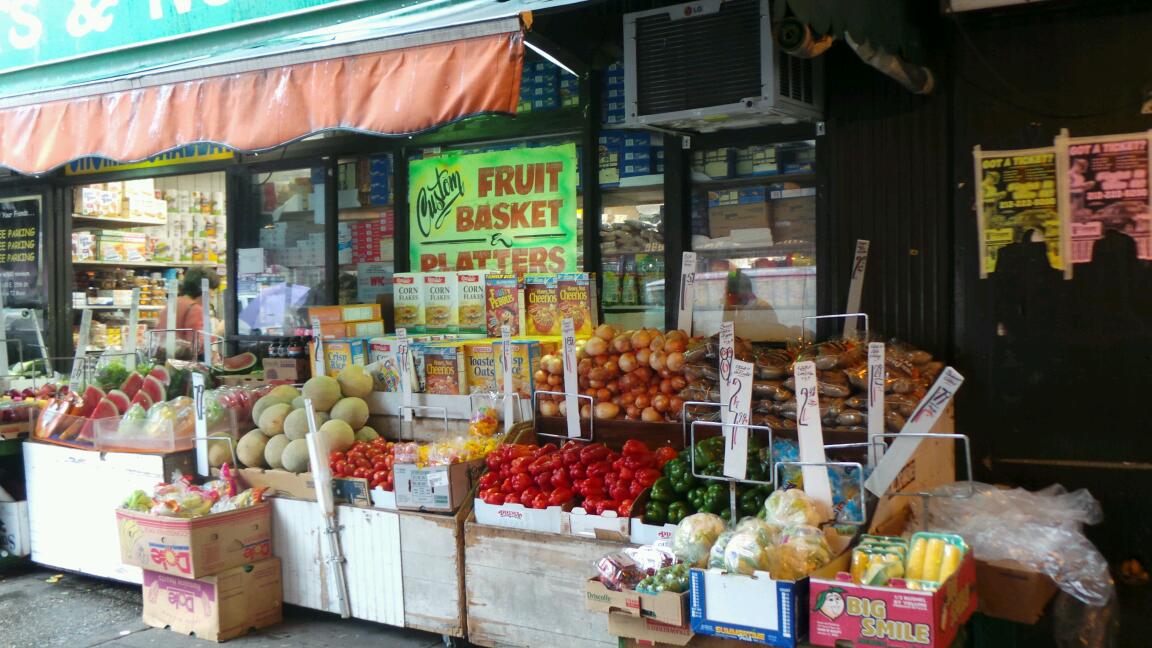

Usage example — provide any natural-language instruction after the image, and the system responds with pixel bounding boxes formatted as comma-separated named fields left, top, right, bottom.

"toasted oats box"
left=456, top=270, right=489, bottom=334
left=393, top=273, right=425, bottom=333
left=464, top=340, right=498, bottom=394
left=484, top=274, right=524, bottom=337
left=423, top=272, right=459, bottom=334
left=523, top=273, right=559, bottom=336
left=420, top=344, right=467, bottom=395
left=556, top=272, right=595, bottom=337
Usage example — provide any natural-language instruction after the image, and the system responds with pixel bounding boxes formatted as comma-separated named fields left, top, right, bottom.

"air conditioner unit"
left=623, top=0, right=822, bottom=131
left=945, top=0, right=1052, bottom=12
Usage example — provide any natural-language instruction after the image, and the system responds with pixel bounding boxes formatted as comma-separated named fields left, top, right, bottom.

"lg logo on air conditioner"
left=683, top=5, right=705, bottom=16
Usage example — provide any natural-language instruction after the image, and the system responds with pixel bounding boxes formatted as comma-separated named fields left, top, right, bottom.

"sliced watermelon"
left=83, top=399, right=120, bottom=439
left=130, top=391, right=154, bottom=410
left=141, top=375, right=166, bottom=405
left=76, top=386, right=106, bottom=419
left=106, top=390, right=131, bottom=414
left=149, top=366, right=171, bottom=386
left=121, top=372, right=143, bottom=399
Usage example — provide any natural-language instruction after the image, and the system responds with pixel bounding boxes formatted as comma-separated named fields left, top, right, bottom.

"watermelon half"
left=79, top=399, right=120, bottom=440
left=130, top=391, right=154, bottom=410
left=76, top=386, right=106, bottom=419
left=121, top=373, right=143, bottom=399
left=149, top=366, right=171, bottom=386
left=141, top=376, right=166, bottom=405
left=106, top=390, right=131, bottom=414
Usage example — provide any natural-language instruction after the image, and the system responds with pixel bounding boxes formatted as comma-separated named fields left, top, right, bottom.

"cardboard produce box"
left=236, top=468, right=317, bottom=501
left=975, top=558, right=1056, bottom=625
left=586, top=578, right=688, bottom=626
left=609, top=611, right=694, bottom=646
left=808, top=551, right=977, bottom=648
left=393, top=459, right=483, bottom=512
left=116, top=502, right=272, bottom=578
left=688, top=567, right=808, bottom=647
left=473, top=498, right=564, bottom=534
left=142, top=557, right=283, bottom=642
left=0, top=500, right=30, bottom=558
left=708, top=203, right=771, bottom=238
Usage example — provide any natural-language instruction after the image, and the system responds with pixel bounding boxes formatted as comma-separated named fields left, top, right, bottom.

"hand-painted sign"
left=0, top=1, right=370, bottom=76
left=409, top=144, right=579, bottom=273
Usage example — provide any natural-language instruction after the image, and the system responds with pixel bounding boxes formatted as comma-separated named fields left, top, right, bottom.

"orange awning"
left=0, top=30, right=524, bottom=175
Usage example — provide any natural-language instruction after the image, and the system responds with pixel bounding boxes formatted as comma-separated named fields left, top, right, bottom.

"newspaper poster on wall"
left=972, top=146, right=1062, bottom=278
left=1056, top=130, right=1152, bottom=272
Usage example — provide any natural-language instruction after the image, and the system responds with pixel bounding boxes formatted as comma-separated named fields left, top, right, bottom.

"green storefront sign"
left=0, top=0, right=372, bottom=75
left=410, top=144, right=579, bottom=273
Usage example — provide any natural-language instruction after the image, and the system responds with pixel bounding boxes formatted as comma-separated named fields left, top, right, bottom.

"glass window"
left=0, top=194, right=48, bottom=377
left=336, top=155, right=394, bottom=306
left=690, top=140, right=817, bottom=341
left=236, top=166, right=328, bottom=336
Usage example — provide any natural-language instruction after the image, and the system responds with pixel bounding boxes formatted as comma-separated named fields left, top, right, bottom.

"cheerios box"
left=523, top=273, right=559, bottom=336
left=420, top=343, right=467, bottom=395
left=556, top=272, right=597, bottom=337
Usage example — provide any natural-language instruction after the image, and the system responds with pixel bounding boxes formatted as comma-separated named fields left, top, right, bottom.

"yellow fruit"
left=922, top=538, right=945, bottom=582
left=938, top=544, right=962, bottom=583
left=264, top=434, right=291, bottom=470
left=281, top=438, right=312, bottom=473
left=237, top=429, right=269, bottom=468
left=337, top=365, right=374, bottom=399
left=258, top=403, right=292, bottom=436
left=302, top=376, right=342, bottom=411
left=905, top=537, right=927, bottom=580
left=330, top=397, right=369, bottom=429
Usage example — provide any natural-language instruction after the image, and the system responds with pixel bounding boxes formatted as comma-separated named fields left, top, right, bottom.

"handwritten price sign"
left=722, top=359, right=753, bottom=479
left=793, top=361, right=833, bottom=509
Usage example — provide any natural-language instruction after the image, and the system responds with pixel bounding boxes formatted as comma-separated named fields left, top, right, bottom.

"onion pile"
left=535, top=325, right=695, bottom=422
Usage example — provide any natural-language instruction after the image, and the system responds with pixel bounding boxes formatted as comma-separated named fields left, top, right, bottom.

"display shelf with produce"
left=72, top=214, right=168, bottom=228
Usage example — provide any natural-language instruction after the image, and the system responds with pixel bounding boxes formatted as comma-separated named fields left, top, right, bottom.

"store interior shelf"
left=339, top=207, right=391, bottom=221
left=692, top=171, right=815, bottom=188
left=72, top=259, right=182, bottom=268
left=72, top=214, right=169, bottom=228
left=72, top=305, right=164, bottom=311
left=603, top=305, right=663, bottom=313
left=602, top=249, right=664, bottom=257
left=692, top=243, right=815, bottom=258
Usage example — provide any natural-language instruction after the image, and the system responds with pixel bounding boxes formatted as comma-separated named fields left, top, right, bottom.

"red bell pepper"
left=551, top=469, right=571, bottom=490
left=503, top=491, right=520, bottom=505
left=511, top=473, right=533, bottom=493
left=478, top=473, right=500, bottom=490
left=510, top=456, right=532, bottom=474
left=586, top=460, right=613, bottom=479
left=549, top=487, right=574, bottom=506
left=578, top=476, right=605, bottom=498
left=531, top=492, right=551, bottom=510
left=617, top=499, right=635, bottom=518
left=579, top=444, right=610, bottom=464
left=621, top=439, right=650, bottom=457
left=654, top=446, right=678, bottom=468
left=634, top=468, right=661, bottom=488
left=595, top=499, right=619, bottom=516
left=568, top=463, right=586, bottom=480
left=609, top=483, right=631, bottom=502
left=534, top=472, right=552, bottom=490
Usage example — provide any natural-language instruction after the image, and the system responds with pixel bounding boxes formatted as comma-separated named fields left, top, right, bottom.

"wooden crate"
left=398, top=501, right=472, bottom=637
left=465, top=515, right=619, bottom=648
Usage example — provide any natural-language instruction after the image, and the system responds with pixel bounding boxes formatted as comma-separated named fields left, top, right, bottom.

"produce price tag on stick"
left=677, top=252, right=697, bottom=334
left=866, top=367, right=964, bottom=497
left=192, top=372, right=209, bottom=476
left=722, top=359, right=753, bottom=479
left=501, top=325, right=514, bottom=431
left=396, top=328, right=412, bottom=423
left=793, top=360, right=834, bottom=509
left=718, top=320, right=736, bottom=420
left=843, top=240, right=870, bottom=338
left=311, top=317, right=325, bottom=378
left=561, top=317, right=581, bottom=438
left=867, top=342, right=886, bottom=467
left=0, top=289, right=8, bottom=379
left=70, top=309, right=93, bottom=388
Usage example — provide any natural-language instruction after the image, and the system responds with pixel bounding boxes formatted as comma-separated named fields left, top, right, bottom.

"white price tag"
left=428, top=470, right=450, bottom=489
left=71, top=308, right=93, bottom=387
left=677, top=252, right=697, bottom=334
left=165, top=278, right=178, bottom=360
left=125, top=287, right=141, bottom=369
left=396, top=328, right=412, bottom=422
left=843, top=240, right=870, bottom=338
left=793, top=361, right=833, bottom=509
left=311, top=317, right=325, bottom=377
left=866, top=368, right=964, bottom=497
left=718, top=320, right=736, bottom=420
left=561, top=318, right=580, bottom=438
left=867, top=342, right=886, bottom=466
left=192, top=372, right=209, bottom=476
left=501, top=325, right=514, bottom=431
left=722, top=359, right=753, bottom=479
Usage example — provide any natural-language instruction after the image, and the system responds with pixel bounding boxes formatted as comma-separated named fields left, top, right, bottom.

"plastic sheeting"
left=0, top=31, right=524, bottom=175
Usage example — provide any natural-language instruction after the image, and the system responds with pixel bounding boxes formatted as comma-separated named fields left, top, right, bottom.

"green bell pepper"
left=702, top=482, right=727, bottom=513
left=650, top=477, right=676, bottom=503
left=740, top=487, right=766, bottom=516
left=694, top=436, right=725, bottom=465
left=687, top=486, right=706, bottom=511
left=664, top=458, right=699, bottom=494
left=644, top=500, right=668, bottom=525
left=666, top=501, right=690, bottom=525
left=720, top=507, right=732, bottom=522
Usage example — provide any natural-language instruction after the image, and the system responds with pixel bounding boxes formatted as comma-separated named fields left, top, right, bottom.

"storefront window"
left=0, top=194, right=47, bottom=378
left=236, top=167, right=327, bottom=336
left=336, top=155, right=394, bottom=306
left=690, top=140, right=817, bottom=341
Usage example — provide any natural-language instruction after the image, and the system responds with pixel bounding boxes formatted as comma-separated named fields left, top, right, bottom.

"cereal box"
left=423, top=272, right=459, bottom=333
left=393, top=273, right=425, bottom=332
left=421, top=344, right=466, bottom=395
left=484, top=274, right=524, bottom=337
left=493, top=339, right=542, bottom=398
left=523, top=274, right=559, bottom=336
left=465, top=341, right=498, bottom=394
left=367, top=338, right=415, bottom=392
left=456, top=270, right=489, bottom=334
left=556, top=272, right=596, bottom=336
left=322, top=339, right=368, bottom=378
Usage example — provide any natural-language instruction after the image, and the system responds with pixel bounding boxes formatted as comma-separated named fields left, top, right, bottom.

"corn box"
left=423, top=272, right=459, bottom=333
left=523, top=273, right=560, bottom=336
left=456, top=270, right=489, bottom=334
left=393, top=273, right=425, bottom=332
left=484, top=273, right=524, bottom=337
left=556, top=272, right=597, bottom=337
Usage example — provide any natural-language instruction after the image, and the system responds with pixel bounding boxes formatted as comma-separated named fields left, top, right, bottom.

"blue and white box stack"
left=620, top=131, right=653, bottom=178
left=369, top=155, right=391, bottom=206
left=560, top=75, right=580, bottom=108
left=603, top=61, right=626, bottom=125
left=598, top=132, right=624, bottom=186
left=518, top=60, right=561, bottom=113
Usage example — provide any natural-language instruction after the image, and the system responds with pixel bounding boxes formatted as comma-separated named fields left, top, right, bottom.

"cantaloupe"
left=355, top=426, right=380, bottom=442
left=267, top=385, right=301, bottom=402
left=319, top=419, right=355, bottom=453
left=330, top=397, right=369, bottom=429
left=283, top=408, right=327, bottom=441
left=252, top=394, right=291, bottom=424
left=281, top=439, right=311, bottom=473
left=264, top=434, right=291, bottom=470
left=258, top=403, right=292, bottom=436
left=291, top=397, right=305, bottom=410
left=237, top=429, right=269, bottom=468
left=301, top=375, right=341, bottom=411
left=337, top=365, right=374, bottom=399
left=207, top=432, right=234, bottom=467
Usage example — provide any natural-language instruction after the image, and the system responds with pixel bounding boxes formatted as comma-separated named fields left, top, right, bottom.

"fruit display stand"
left=22, top=440, right=194, bottom=582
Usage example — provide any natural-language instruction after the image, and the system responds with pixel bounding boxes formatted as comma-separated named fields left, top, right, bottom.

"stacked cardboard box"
left=369, top=155, right=391, bottom=206
left=603, top=61, right=626, bottom=125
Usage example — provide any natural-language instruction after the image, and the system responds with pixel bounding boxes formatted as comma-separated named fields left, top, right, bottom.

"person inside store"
left=153, top=267, right=222, bottom=361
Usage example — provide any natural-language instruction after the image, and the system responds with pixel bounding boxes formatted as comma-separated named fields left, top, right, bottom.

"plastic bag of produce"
left=671, top=512, right=725, bottom=567
left=708, top=529, right=736, bottom=569
left=723, top=531, right=771, bottom=575
left=734, top=516, right=780, bottom=546
left=761, top=488, right=830, bottom=528
left=766, top=524, right=834, bottom=580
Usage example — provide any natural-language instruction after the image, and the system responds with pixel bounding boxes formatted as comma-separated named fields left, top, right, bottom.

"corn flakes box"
left=423, top=272, right=459, bottom=333
left=420, top=344, right=466, bottom=395
left=556, top=272, right=596, bottom=336
left=523, top=273, right=559, bottom=336
left=456, top=270, right=489, bottom=334
left=484, top=274, right=524, bottom=337
left=393, top=273, right=425, bottom=332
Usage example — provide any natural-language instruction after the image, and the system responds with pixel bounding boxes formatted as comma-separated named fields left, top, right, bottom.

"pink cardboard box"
left=808, top=551, right=977, bottom=648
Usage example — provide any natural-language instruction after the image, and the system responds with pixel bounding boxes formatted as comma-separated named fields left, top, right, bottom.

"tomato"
left=353, top=467, right=368, bottom=479
left=373, top=461, right=388, bottom=472
left=478, top=473, right=500, bottom=490
left=329, top=451, right=344, bottom=462
left=333, top=461, right=348, bottom=476
left=549, top=487, right=575, bottom=506
left=357, top=459, right=372, bottom=470
left=482, top=489, right=506, bottom=505
left=531, top=493, right=551, bottom=510
left=373, top=470, right=389, bottom=482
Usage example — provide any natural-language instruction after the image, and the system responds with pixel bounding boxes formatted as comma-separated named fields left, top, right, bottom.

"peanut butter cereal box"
left=484, top=274, right=524, bottom=337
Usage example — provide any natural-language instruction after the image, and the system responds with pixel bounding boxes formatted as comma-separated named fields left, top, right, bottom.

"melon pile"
left=222, top=366, right=379, bottom=473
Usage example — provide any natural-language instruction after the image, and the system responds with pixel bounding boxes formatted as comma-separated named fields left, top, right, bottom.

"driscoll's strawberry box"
left=808, top=551, right=977, bottom=648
